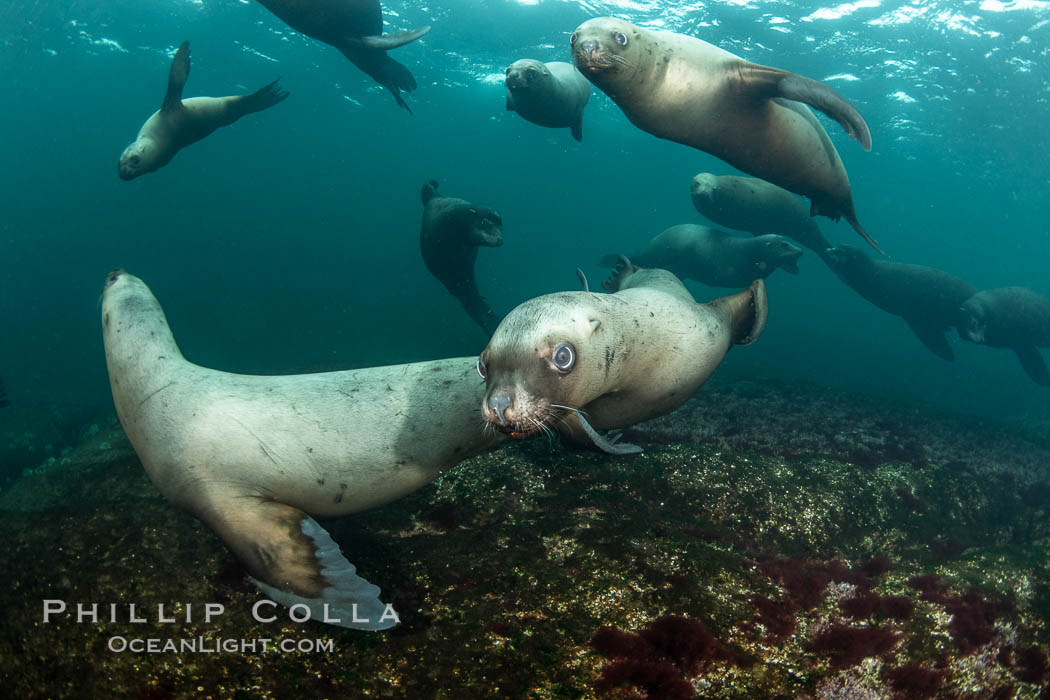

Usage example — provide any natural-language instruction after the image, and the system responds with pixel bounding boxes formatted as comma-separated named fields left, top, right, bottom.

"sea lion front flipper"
left=904, top=318, right=954, bottom=361
left=1013, top=345, right=1050, bottom=386
left=356, top=26, right=431, bottom=51
left=162, top=41, right=191, bottom=113
left=204, top=498, right=397, bottom=631
left=708, top=279, right=769, bottom=346
left=739, top=63, right=872, bottom=151
left=574, top=412, right=643, bottom=455
left=570, top=117, right=583, bottom=142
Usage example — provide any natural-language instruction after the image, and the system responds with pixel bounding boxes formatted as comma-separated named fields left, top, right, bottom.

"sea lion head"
left=570, top=17, right=642, bottom=84
left=118, top=139, right=156, bottom=181
left=690, top=173, right=719, bottom=203
left=958, top=297, right=987, bottom=344
left=467, top=206, right=503, bottom=247
left=478, top=293, right=605, bottom=439
left=505, top=59, right=550, bottom=92
left=824, top=244, right=873, bottom=275
left=756, top=235, right=803, bottom=275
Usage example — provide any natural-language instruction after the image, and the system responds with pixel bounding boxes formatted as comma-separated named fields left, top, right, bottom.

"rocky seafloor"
left=1, top=379, right=1048, bottom=699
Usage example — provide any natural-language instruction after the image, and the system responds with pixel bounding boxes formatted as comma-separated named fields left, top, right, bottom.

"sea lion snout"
left=481, top=385, right=551, bottom=438
left=487, top=393, right=511, bottom=424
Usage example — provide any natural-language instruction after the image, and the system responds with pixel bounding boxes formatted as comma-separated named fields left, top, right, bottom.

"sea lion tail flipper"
left=600, top=255, right=639, bottom=292
left=710, top=279, right=769, bottom=346
left=570, top=117, right=583, bottom=142
left=357, top=26, right=431, bottom=51
left=421, top=179, right=440, bottom=205
left=161, top=40, right=191, bottom=113
left=904, top=318, right=954, bottom=361
left=1014, top=346, right=1050, bottom=386
left=237, top=78, right=290, bottom=115
left=574, top=412, right=643, bottom=455
left=0, top=375, right=8, bottom=408
left=206, top=499, right=397, bottom=630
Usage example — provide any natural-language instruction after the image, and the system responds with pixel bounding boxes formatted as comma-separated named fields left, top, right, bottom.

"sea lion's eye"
left=476, top=356, right=487, bottom=380
left=616, top=32, right=628, bottom=47
left=130, top=155, right=140, bottom=165
left=569, top=32, right=577, bottom=46
left=552, top=343, right=575, bottom=372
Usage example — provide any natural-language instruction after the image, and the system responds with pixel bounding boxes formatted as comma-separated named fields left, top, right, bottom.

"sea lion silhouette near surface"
left=254, top=0, right=429, bottom=112
left=118, top=41, right=288, bottom=180
left=605, top=224, right=803, bottom=289
left=101, top=270, right=505, bottom=630
left=570, top=16, right=878, bottom=252
left=419, top=180, right=504, bottom=336
left=477, top=259, right=768, bottom=454
left=958, top=286, right=1050, bottom=385
left=505, top=59, right=590, bottom=141
left=824, top=245, right=977, bottom=361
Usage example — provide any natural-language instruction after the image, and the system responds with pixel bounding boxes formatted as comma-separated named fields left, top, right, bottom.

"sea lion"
left=419, top=180, right=504, bottom=335
left=603, top=224, right=803, bottom=289
left=958, top=286, right=1050, bottom=385
left=118, top=41, right=289, bottom=181
left=101, top=270, right=505, bottom=630
left=505, top=59, right=590, bottom=141
left=823, top=245, right=977, bottom=361
left=691, top=173, right=832, bottom=254
left=254, top=0, right=429, bottom=112
left=477, top=258, right=768, bottom=454
left=570, top=17, right=879, bottom=252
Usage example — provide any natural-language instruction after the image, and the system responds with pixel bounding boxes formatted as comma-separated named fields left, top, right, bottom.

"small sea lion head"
left=478, top=294, right=604, bottom=439
left=505, top=59, right=549, bottom=92
left=958, top=297, right=987, bottom=344
left=570, top=17, right=641, bottom=81
left=758, top=235, right=803, bottom=275
left=690, top=173, right=719, bottom=202
left=118, top=139, right=156, bottom=181
left=824, top=244, right=871, bottom=274
left=469, top=206, right=503, bottom=247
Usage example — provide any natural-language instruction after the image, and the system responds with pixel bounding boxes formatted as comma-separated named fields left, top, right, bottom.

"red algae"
left=808, top=623, right=901, bottom=669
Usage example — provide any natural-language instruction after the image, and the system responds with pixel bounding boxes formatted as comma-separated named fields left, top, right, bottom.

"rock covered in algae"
left=0, top=382, right=1047, bottom=698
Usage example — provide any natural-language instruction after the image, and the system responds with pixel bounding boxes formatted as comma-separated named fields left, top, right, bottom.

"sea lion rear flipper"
left=162, top=41, right=191, bottom=113
left=739, top=63, right=872, bottom=151
left=570, top=118, right=583, bottom=142
left=601, top=255, right=638, bottom=292
left=708, top=279, right=769, bottom=346
left=0, top=375, right=8, bottom=408
left=421, top=179, right=440, bottom=205
left=205, top=498, right=397, bottom=630
left=904, top=318, right=954, bottom=361
left=1014, top=345, right=1050, bottom=386
left=356, top=26, right=431, bottom=51
left=236, top=79, right=290, bottom=116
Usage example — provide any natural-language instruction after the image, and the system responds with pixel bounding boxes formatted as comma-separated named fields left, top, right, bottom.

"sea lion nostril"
left=487, top=393, right=511, bottom=424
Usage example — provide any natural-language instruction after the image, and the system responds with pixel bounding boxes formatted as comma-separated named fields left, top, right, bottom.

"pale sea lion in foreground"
left=254, top=0, right=429, bottom=112
left=102, top=271, right=505, bottom=630
left=691, top=173, right=832, bottom=254
left=604, top=224, right=802, bottom=289
left=505, top=59, right=590, bottom=141
left=119, top=41, right=289, bottom=181
left=477, top=259, right=768, bottom=454
left=419, top=180, right=504, bottom=335
left=824, top=245, right=977, bottom=361
left=570, top=17, right=879, bottom=252
left=958, top=286, right=1050, bottom=385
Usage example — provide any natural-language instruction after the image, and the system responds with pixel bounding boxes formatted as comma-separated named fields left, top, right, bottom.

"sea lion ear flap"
left=709, top=279, right=769, bottom=346
left=589, top=318, right=601, bottom=334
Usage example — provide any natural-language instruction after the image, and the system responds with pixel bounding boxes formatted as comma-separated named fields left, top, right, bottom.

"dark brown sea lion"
left=824, top=245, right=977, bottom=361
left=254, top=0, right=429, bottom=112
left=477, top=259, right=767, bottom=454
left=119, top=41, right=288, bottom=180
left=958, top=286, right=1050, bottom=385
left=419, top=180, right=504, bottom=335
left=570, top=17, right=879, bottom=251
